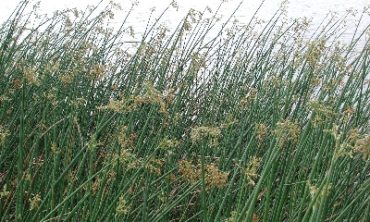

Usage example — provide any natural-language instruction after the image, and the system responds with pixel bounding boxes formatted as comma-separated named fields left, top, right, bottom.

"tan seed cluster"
left=117, top=126, right=136, bottom=150
left=306, top=39, right=326, bottom=67
left=158, top=137, right=179, bottom=151
left=0, top=185, right=10, bottom=199
left=116, top=195, right=130, bottom=215
left=255, top=123, right=268, bottom=143
left=240, top=88, right=257, bottom=107
left=190, top=126, right=221, bottom=147
left=204, top=163, right=230, bottom=188
left=98, top=82, right=169, bottom=115
left=243, top=156, right=261, bottom=186
left=352, top=134, right=370, bottom=161
left=0, top=126, right=9, bottom=145
left=178, top=160, right=229, bottom=189
left=274, top=120, right=301, bottom=146
left=309, top=101, right=337, bottom=126
left=144, top=158, right=164, bottom=175
left=24, top=67, right=40, bottom=85
left=29, top=194, right=41, bottom=210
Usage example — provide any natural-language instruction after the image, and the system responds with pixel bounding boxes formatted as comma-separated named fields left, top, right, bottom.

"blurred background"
left=1, top=0, right=369, bottom=44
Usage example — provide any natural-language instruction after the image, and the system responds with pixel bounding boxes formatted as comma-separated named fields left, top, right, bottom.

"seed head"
left=0, top=126, right=9, bottom=146
left=190, top=126, right=221, bottom=147
left=116, top=195, right=130, bottom=215
left=274, top=120, right=300, bottom=147
left=255, top=123, right=268, bottom=143
left=178, top=159, right=229, bottom=188
left=29, top=194, right=41, bottom=210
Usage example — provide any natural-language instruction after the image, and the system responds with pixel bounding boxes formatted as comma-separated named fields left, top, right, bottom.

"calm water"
left=1, top=0, right=369, bottom=44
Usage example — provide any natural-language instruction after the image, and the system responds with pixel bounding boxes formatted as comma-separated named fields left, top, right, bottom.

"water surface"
left=1, top=0, right=369, bottom=44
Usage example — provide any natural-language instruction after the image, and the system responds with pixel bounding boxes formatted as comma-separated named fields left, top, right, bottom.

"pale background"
left=1, top=0, right=369, bottom=43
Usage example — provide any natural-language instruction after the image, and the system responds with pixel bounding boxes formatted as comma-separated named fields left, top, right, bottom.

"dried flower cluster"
left=29, top=194, right=41, bottom=210
left=345, top=129, right=370, bottom=160
left=274, top=120, right=301, bottom=147
left=98, top=83, right=169, bottom=115
left=158, top=137, right=180, bottom=152
left=0, top=126, right=9, bottom=145
left=241, top=156, right=262, bottom=186
left=116, top=195, right=130, bottom=215
left=190, top=126, right=221, bottom=147
left=255, top=123, right=268, bottom=143
left=178, top=159, right=229, bottom=189
left=309, top=101, right=337, bottom=126
left=240, top=88, right=257, bottom=107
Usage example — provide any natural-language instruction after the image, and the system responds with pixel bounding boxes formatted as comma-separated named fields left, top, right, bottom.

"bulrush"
left=0, top=0, right=369, bottom=221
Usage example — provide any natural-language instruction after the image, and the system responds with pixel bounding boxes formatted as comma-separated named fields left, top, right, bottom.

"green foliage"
left=0, top=1, right=369, bottom=221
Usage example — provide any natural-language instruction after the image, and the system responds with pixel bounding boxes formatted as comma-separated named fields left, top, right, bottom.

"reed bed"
left=0, top=1, right=369, bottom=221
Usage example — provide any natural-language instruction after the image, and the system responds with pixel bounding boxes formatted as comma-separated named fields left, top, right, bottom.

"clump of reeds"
left=0, top=0, right=369, bottom=221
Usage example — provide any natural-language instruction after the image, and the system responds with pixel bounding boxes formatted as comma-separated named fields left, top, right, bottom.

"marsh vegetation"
left=0, top=1, right=369, bottom=221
